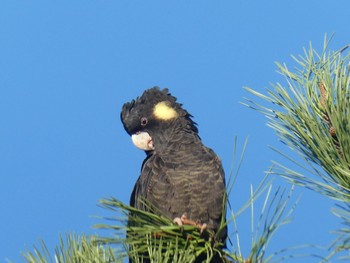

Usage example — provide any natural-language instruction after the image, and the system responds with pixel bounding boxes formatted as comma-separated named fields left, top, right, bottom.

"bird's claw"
left=173, top=214, right=208, bottom=233
left=173, top=217, right=183, bottom=226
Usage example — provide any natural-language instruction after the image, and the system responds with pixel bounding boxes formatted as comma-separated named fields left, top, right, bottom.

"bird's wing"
left=136, top=144, right=226, bottom=236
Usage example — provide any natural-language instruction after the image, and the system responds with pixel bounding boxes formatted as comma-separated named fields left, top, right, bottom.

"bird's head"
left=121, top=87, right=198, bottom=152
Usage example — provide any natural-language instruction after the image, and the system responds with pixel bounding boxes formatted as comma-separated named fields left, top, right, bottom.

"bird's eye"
left=140, top=117, right=148, bottom=127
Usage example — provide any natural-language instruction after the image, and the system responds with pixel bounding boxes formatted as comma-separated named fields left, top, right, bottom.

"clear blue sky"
left=1, top=1, right=349, bottom=262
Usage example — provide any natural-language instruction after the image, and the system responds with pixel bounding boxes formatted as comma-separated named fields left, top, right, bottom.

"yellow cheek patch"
left=153, top=101, right=178, bottom=120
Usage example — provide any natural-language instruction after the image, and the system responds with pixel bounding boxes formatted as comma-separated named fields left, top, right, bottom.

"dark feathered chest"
left=130, top=142, right=225, bottom=224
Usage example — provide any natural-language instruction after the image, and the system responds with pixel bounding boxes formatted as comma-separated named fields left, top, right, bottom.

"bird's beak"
left=131, top=132, right=155, bottom=151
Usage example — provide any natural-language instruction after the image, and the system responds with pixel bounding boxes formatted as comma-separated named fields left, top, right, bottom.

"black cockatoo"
left=121, top=87, right=227, bottom=261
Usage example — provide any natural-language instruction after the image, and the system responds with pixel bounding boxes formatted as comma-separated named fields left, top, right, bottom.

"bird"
left=121, top=87, right=227, bottom=262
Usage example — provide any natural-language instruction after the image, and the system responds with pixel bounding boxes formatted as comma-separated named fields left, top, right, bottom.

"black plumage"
left=121, top=87, right=227, bottom=261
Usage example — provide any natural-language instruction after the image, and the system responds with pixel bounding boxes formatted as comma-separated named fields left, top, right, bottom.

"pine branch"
left=96, top=197, right=227, bottom=263
left=244, top=35, right=350, bottom=259
left=20, top=234, right=119, bottom=263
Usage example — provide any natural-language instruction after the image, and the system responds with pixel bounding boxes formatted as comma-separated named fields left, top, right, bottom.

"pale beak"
left=131, top=132, right=155, bottom=151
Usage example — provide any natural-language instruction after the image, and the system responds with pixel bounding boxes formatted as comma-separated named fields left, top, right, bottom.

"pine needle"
left=244, top=35, right=350, bottom=259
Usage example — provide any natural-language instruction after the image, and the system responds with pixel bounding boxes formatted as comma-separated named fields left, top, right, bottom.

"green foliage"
left=95, top=186, right=296, bottom=263
left=228, top=183, right=297, bottom=263
left=244, top=36, right=350, bottom=259
left=96, top=198, right=227, bottom=263
left=21, top=234, right=119, bottom=263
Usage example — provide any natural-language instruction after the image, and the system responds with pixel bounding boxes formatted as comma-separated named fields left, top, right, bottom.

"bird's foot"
left=173, top=214, right=208, bottom=233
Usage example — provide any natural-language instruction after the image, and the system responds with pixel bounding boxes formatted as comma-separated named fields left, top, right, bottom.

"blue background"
left=1, top=1, right=349, bottom=262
